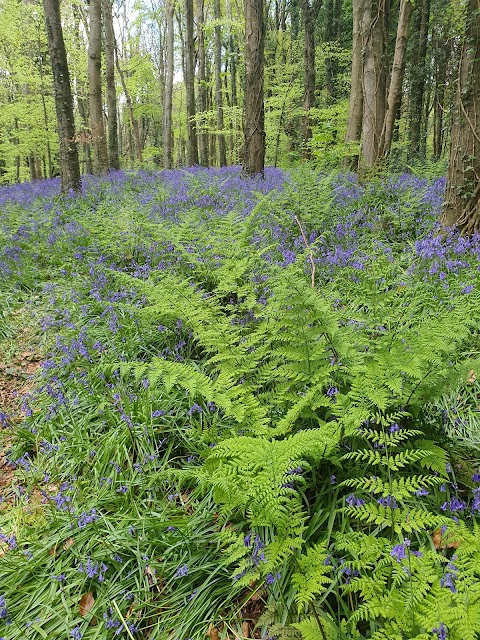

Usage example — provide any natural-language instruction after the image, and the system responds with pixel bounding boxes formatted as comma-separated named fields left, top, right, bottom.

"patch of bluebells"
left=391, top=539, right=410, bottom=562
left=77, top=509, right=99, bottom=529
left=346, top=494, right=365, bottom=507
left=78, top=558, right=108, bottom=583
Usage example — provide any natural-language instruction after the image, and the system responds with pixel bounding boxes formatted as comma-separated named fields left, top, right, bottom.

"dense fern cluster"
left=1, top=168, right=480, bottom=640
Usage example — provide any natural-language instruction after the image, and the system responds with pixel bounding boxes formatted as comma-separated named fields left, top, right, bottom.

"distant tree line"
left=0, top=0, right=478, bottom=229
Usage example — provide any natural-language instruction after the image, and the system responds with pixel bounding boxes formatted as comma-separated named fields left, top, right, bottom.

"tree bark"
left=324, top=0, right=342, bottom=99
left=196, top=0, right=209, bottom=165
left=442, top=0, right=480, bottom=234
left=380, top=0, right=412, bottom=157
left=360, top=0, right=387, bottom=169
left=345, top=0, right=367, bottom=169
left=88, top=0, right=109, bottom=174
left=163, top=0, right=174, bottom=168
left=302, top=0, right=321, bottom=159
left=115, top=46, right=143, bottom=164
left=42, top=0, right=81, bottom=192
left=242, top=0, right=265, bottom=175
left=103, top=0, right=120, bottom=170
left=214, top=0, right=227, bottom=166
left=185, top=0, right=199, bottom=165
left=432, top=12, right=450, bottom=160
left=407, top=0, right=430, bottom=159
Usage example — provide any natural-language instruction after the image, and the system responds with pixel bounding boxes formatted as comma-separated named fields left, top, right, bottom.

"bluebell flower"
left=346, top=494, right=365, bottom=507
left=433, top=623, right=448, bottom=639
left=265, top=572, right=281, bottom=585
left=286, top=466, right=302, bottom=476
left=441, top=497, right=467, bottom=512
left=77, top=509, right=98, bottom=529
left=391, top=539, right=410, bottom=562
left=70, top=627, right=83, bottom=640
left=0, top=594, right=7, bottom=619
left=175, top=564, right=189, bottom=577
left=440, top=572, right=457, bottom=593
left=187, top=403, right=203, bottom=415
left=416, top=487, right=429, bottom=497
left=377, top=495, right=398, bottom=508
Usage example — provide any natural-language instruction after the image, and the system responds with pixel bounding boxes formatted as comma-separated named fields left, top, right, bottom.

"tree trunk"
left=345, top=0, right=367, bottom=169
left=88, top=0, right=109, bottom=174
left=214, top=0, right=227, bottom=166
left=441, top=0, right=480, bottom=234
left=196, top=0, right=209, bottom=165
left=42, top=0, right=81, bottom=192
left=185, top=0, right=199, bottom=165
left=380, top=0, right=412, bottom=157
left=103, top=0, right=120, bottom=170
left=432, top=38, right=448, bottom=160
left=242, top=0, right=265, bottom=175
left=324, top=0, right=342, bottom=99
left=360, top=0, right=387, bottom=169
left=163, top=0, right=174, bottom=168
left=407, top=0, right=430, bottom=159
left=37, top=44, right=53, bottom=178
left=115, top=46, right=143, bottom=164
left=302, top=0, right=320, bottom=159
left=77, top=89, right=93, bottom=174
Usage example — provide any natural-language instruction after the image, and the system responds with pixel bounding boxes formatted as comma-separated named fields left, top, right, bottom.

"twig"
left=294, top=215, right=316, bottom=288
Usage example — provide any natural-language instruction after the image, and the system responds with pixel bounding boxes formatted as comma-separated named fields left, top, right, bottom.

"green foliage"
left=2, top=169, right=480, bottom=640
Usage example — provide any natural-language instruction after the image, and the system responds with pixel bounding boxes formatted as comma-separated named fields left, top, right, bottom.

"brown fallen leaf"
left=79, top=591, right=95, bottom=616
left=242, top=621, right=250, bottom=638
left=63, top=537, right=75, bottom=550
left=468, top=369, right=477, bottom=384
left=207, top=625, right=220, bottom=640
left=432, top=528, right=462, bottom=550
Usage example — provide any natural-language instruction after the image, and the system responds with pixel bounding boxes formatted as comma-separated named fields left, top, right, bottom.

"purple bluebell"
left=433, top=623, right=448, bottom=639
left=391, top=539, right=410, bottom=562
left=175, top=564, right=189, bottom=577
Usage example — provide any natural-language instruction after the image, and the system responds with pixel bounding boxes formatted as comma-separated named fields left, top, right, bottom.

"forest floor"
left=1, top=167, right=480, bottom=640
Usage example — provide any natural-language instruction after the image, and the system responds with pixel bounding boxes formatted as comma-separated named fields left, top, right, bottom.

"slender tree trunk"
left=380, top=0, right=412, bottom=157
left=163, top=0, right=174, bottom=168
left=77, top=90, right=93, bottom=174
left=103, top=0, right=120, bottom=170
left=214, top=0, right=227, bottom=166
left=38, top=43, right=53, bottom=178
left=324, top=0, right=342, bottom=98
left=442, top=0, right=480, bottom=234
left=242, top=0, right=265, bottom=175
left=42, top=0, right=81, bottom=192
left=185, top=0, right=199, bottom=165
left=88, top=0, right=109, bottom=174
left=115, top=45, right=143, bottom=163
left=407, top=0, right=430, bottom=158
left=360, top=0, right=387, bottom=168
left=433, top=37, right=449, bottom=160
left=302, top=0, right=321, bottom=159
left=345, top=0, right=367, bottom=169
left=196, top=0, right=209, bottom=165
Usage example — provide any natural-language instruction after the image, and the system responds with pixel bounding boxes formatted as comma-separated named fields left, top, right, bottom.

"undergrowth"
left=1, top=167, right=480, bottom=640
